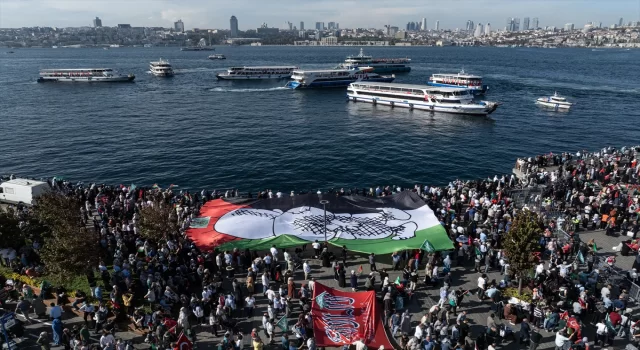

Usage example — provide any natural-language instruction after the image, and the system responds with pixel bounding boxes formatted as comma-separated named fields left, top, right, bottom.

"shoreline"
left=2, top=145, right=638, bottom=197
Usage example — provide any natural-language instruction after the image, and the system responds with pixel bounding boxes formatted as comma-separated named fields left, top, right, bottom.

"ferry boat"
left=347, top=82, right=499, bottom=116
left=535, top=92, right=573, bottom=110
left=337, top=48, right=411, bottom=73
left=427, top=69, right=488, bottom=95
left=216, top=66, right=297, bottom=80
left=181, top=38, right=215, bottom=51
left=208, top=54, right=226, bottom=60
left=285, top=67, right=395, bottom=89
left=149, top=59, right=174, bottom=77
left=37, top=68, right=135, bottom=83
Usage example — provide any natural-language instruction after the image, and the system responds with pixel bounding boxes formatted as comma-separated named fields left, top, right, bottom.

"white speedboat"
left=535, top=92, right=572, bottom=110
left=149, top=58, right=174, bottom=77
left=37, top=68, right=135, bottom=82
left=347, top=82, right=498, bottom=116
left=216, top=66, right=298, bottom=80
left=208, top=54, right=226, bottom=60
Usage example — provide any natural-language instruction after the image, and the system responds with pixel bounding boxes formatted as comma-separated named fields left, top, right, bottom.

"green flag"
left=130, top=184, right=137, bottom=191
left=315, top=291, right=327, bottom=309
left=276, top=316, right=288, bottom=332
left=421, top=240, right=436, bottom=253
left=394, top=276, right=401, bottom=285
left=577, top=250, right=585, bottom=264
left=592, top=242, right=598, bottom=252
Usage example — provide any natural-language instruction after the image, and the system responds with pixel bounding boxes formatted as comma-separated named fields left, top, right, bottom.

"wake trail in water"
left=209, top=87, right=288, bottom=92
left=486, top=74, right=640, bottom=95
left=174, top=67, right=224, bottom=73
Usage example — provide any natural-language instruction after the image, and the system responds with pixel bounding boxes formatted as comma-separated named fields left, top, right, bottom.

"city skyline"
left=1, top=0, right=638, bottom=29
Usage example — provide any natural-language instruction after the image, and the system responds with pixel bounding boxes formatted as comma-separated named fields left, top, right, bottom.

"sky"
left=0, top=0, right=638, bottom=30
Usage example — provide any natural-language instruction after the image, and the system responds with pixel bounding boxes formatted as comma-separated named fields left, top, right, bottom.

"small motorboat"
left=535, top=92, right=573, bottom=110
left=208, top=54, right=226, bottom=60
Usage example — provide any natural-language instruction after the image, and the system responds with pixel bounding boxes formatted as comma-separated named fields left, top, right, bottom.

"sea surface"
left=1, top=46, right=639, bottom=192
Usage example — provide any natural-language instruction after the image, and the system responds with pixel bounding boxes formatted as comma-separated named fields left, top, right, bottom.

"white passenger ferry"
left=285, top=67, right=394, bottom=89
left=337, top=48, right=411, bottom=73
left=37, top=68, right=135, bottom=83
left=427, top=69, right=488, bottom=95
left=347, top=82, right=498, bottom=116
left=535, top=92, right=573, bottom=110
left=149, top=59, right=174, bottom=77
left=216, top=66, right=297, bottom=80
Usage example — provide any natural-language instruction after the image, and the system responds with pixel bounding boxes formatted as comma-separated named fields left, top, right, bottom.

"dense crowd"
left=1, top=145, right=640, bottom=350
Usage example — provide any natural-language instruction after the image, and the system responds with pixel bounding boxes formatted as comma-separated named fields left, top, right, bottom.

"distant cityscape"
left=1, top=15, right=640, bottom=48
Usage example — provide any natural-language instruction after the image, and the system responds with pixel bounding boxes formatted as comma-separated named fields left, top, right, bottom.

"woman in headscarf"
left=246, top=270, right=255, bottom=294
left=37, top=331, right=50, bottom=350
left=350, top=270, right=358, bottom=292
left=177, top=306, right=191, bottom=332
left=338, top=268, right=346, bottom=288
left=51, top=318, right=63, bottom=346
left=61, top=328, right=72, bottom=350
left=287, top=277, right=296, bottom=300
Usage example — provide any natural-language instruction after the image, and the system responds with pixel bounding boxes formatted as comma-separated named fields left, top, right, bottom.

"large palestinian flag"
left=185, top=191, right=453, bottom=254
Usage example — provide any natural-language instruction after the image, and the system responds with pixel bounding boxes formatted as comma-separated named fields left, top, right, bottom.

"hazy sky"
left=1, top=0, right=638, bottom=29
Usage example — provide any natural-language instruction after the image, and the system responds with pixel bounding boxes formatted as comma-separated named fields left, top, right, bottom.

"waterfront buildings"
left=230, top=15, right=238, bottom=37
left=300, top=21, right=304, bottom=31
left=485, top=23, right=491, bottom=35
left=93, top=17, right=102, bottom=28
left=466, top=20, right=474, bottom=33
left=564, top=23, right=574, bottom=31
left=174, top=19, right=184, bottom=32
left=315, top=22, right=323, bottom=30
left=532, top=18, right=539, bottom=30
left=421, top=18, right=427, bottom=31
left=506, top=17, right=520, bottom=32
left=523, top=17, right=530, bottom=31
left=435, top=21, right=440, bottom=31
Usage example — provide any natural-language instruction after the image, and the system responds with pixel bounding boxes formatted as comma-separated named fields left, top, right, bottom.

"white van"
left=0, top=179, right=49, bottom=205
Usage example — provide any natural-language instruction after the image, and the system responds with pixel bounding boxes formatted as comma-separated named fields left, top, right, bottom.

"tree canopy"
left=33, top=192, right=98, bottom=280
left=0, top=207, right=25, bottom=249
left=502, top=209, right=544, bottom=291
left=138, top=199, right=179, bottom=242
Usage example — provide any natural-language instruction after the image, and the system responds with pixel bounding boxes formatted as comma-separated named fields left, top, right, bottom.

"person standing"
left=303, top=261, right=311, bottom=281
left=15, top=297, right=33, bottom=324
left=369, top=253, right=377, bottom=272
left=529, top=327, right=542, bottom=350
left=37, top=331, right=51, bottom=350
left=312, top=240, right=321, bottom=258
left=350, top=271, right=358, bottom=292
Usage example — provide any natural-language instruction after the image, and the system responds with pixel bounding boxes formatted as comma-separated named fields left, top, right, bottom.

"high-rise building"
left=174, top=19, right=184, bottom=32
left=300, top=21, right=304, bottom=31
left=474, top=23, right=483, bottom=37
left=230, top=15, right=239, bottom=38
left=619, top=18, right=624, bottom=27
left=336, top=23, right=339, bottom=30
left=485, top=23, right=491, bottom=35
left=435, top=20, right=440, bottom=31
left=506, top=17, right=521, bottom=32
left=532, top=17, right=539, bottom=30
left=466, top=20, right=474, bottom=32
left=421, top=18, right=427, bottom=31
left=328, top=22, right=336, bottom=30
left=564, top=23, right=574, bottom=31
left=523, top=17, right=530, bottom=31
left=93, top=17, right=102, bottom=28
left=315, top=22, right=322, bottom=30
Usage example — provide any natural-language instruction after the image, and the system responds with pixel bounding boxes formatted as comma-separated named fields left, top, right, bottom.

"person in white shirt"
left=245, top=296, right=255, bottom=317
left=308, top=278, right=315, bottom=292
left=99, top=331, right=115, bottom=349
left=477, top=275, right=487, bottom=299
left=415, top=324, right=425, bottom=339
left=261, top=273, right=270, bottom=296
left=554, top=329, right=573, bottom=350
left=266, top=287, right=276, bottom=303
left=595, top=321, right=607, bottom=346
left=270, top=246, right=278, bottom=262
left=276, top=191, right=283, bottom=198
left=312, top=240, right=321, bottom=258
left=535, top=263, right=545, bottom=278
left=303, top=261, right=311, bottom=280
left=601, top=284, right=611, bottom=299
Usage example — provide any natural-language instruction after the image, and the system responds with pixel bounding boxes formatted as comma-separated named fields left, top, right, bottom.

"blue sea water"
left=1, top=46, right=639, bottom=192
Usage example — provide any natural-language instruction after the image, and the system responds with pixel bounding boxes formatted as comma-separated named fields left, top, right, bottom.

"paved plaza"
left=2, top=228, right=637, bottom=350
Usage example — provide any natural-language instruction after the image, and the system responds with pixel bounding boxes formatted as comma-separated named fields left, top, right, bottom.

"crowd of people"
left=1, top=145, right=640, bottom=350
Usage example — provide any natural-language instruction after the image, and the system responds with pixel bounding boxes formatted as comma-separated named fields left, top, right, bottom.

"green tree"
left=0, top=207, right=25, bottom=249
left=502, top=210, right=544, bottom=294
left=33, top=192, right=98, bottom=281
left=138, top=199, right=179, bottom=241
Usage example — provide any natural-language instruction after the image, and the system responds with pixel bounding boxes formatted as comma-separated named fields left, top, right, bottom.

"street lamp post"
left=319, top=199, right=329, bottom=243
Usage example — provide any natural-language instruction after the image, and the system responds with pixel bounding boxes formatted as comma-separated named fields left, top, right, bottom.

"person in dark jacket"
left=350, top=271, right=358, bottom=292
left=338, top=268, right=346, bottom=288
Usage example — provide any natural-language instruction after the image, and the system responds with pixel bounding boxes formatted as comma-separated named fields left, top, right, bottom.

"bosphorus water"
left=1, top=46, right=639, bottom=191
